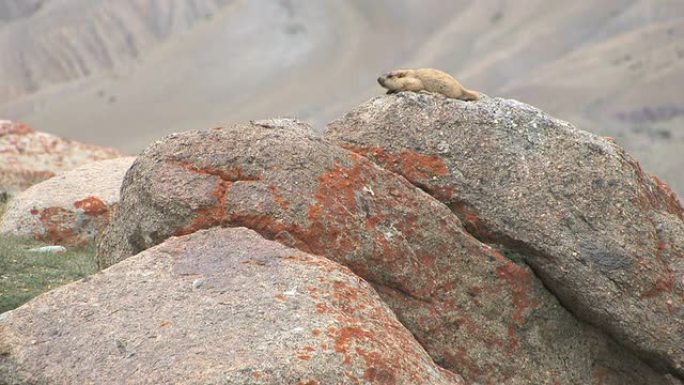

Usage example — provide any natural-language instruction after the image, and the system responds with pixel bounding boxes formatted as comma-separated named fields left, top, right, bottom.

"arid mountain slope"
left=0, top=0, right=682, bottom=194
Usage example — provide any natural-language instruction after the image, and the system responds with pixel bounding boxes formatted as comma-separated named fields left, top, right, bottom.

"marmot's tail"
left=462, top=89, right=480, bottom=101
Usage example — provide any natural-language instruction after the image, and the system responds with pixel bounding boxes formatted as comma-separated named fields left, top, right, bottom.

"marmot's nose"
left=377, top=76, right=385, bottom=85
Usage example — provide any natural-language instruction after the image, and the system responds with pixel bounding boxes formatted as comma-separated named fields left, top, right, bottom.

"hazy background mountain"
left=1, top=0, right=683, bottom=195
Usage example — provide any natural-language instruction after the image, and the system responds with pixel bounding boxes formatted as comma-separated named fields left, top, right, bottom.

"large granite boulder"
left=326, top=92, right=684, bottom=379
left=0, top=227, right=464, bottom=384
left=95, top=119, right=667, bottom=384
left=0, top=119, right=126, bottom=206
left=0, top=157, right=136, bottom=245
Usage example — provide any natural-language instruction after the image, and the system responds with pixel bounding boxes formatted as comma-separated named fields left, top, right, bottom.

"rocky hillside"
left=0, top=0, right=233, bottom=102
left=0, top=0, right=682, bottom=196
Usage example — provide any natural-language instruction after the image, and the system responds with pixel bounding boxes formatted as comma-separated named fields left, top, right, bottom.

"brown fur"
left=377, top=68, right=480, bottom=101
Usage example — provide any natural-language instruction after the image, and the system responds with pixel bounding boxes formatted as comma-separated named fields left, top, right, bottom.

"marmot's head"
left=377, top=70, right=422, bottom=92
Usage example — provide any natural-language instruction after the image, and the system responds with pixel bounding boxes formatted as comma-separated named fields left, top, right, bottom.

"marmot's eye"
left=397, top=72, right=406, bottom=78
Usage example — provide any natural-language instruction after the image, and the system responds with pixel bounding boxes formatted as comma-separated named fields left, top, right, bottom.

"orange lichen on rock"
left=594, top=367, right=608, bottom=385
left=342, top=145, right=448, bottom=183
left=639, top=226, right=684, bottom=310
left=627, top=157, right=684, bottom=219
left=443, top=348, right=484, bottom=381
left=269, top=184, right=290, bottom=210
left=34, top=206, right=77, bottom=244
left=174, top=175, right=231, bottom=236
left=506, top=324, right=519, bottom=354
left=170, top=160, right=259, bottom=182
left=305, top=158, right=375, bottom=255
left=396, top=150, right=449, bottom=181
left=450, top=201, right=499, bottom=241
left=298, top=345, right=316, bottom=358
left=171, top=161, right=269, bottom=236
left=332, top=326, right=372, bottom=355
left=73, top=196, right=108, bottom=216
left=357, top=348, right=397, bottom=384
left=651, top=175, right=684, bottom=219
left=275, top=294, right=287, bottom=302
left=0, top=120, right=34, bottom=136
left=315, top=303, right=331, bottom=314
left=496, top=261, right=539, bottom=325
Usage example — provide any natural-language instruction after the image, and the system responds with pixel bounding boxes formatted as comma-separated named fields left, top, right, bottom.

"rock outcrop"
left=326, top=92, right=684, bottom=379
left=0, top=120, right=126, bottom=204
left=0, top=157, right=135, bottom=245
left=95, top=119, right=668, bottom=384
left=0, top=227, right=464, bottom=384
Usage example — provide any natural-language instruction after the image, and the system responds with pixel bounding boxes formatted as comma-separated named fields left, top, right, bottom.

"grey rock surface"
left=0, top=156, right=135, bottom=245
left=326, top=92, right=684, bottom=379
left=95, top=119, right=666, bottom=384
left=0, top=227, right=465, bottom=384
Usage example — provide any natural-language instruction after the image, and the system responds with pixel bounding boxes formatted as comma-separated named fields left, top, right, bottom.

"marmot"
left=377, top=68, right=480, bottom=101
